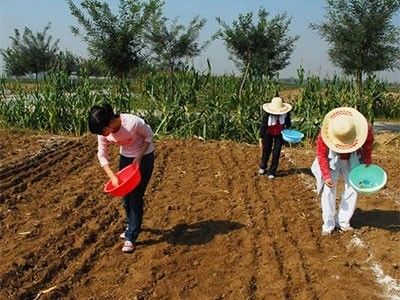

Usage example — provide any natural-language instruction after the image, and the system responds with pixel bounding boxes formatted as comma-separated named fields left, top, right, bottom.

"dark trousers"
left=259, top=134, right=283, bottom=176
left=119, top=151, right=154, bottom=243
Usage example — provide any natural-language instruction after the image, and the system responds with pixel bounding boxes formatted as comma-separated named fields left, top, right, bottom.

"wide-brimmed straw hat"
left=321, top=107, right=368, bottom=154
left=262, top=97, right=292, bottom=115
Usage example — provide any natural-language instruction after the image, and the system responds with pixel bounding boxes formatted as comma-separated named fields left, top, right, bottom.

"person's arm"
left=361, top=125, right=374, bottom=165
left=285, top=112, right=292, bottom=129
left=259, top=113, right=268, bottom=148
left=98, top=135, right=119, bottom=186
left=316, top=133, right=334, bottom=187
left=132, top=117, right=153, bottom=165
left=132, top=141, right=151, bottom=165
left=103, top=164, right=119, bottom=186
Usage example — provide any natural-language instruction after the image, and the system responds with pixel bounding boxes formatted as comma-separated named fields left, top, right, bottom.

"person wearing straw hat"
left=311, top=107, right=374, bottom=235
left=258, top=97, right=292, bottom=179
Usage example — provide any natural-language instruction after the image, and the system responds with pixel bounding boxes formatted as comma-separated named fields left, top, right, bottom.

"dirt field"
left=0, top=129, right=399, bottom=300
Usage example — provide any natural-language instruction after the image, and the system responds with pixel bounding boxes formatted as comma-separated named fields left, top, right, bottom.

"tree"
left=78, top=57, right=108, bottom=76
left=216, top=8, right=299, bottom=78
left=67, top=0, right=162, bottom=78
left=54, top=50, right=80, bottom=75
left=311, top=0, right=400, bottom=90
left=146, top=16, right=208, bottom=75
left=1, top=24, right=59, bottom=79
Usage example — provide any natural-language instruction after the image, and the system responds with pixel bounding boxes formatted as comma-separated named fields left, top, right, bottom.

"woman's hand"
left=324, top=178, right=335, bottom=188
left=103, top=164, right=120, bottom=186
left=111, top=174, right=120, bottom=187
left=259, top=138, right=263, bottom=149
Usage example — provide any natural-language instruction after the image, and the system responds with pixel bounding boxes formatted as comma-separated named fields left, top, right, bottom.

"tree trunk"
left=35, top=71, right=39, bottom=93
left=239, top=62, right=250, bottom=100
left=354, top=69, right=363, bottom=113
left=355, top=69, right=363, bottom=96
left=355, top=69, right=373, bottom=123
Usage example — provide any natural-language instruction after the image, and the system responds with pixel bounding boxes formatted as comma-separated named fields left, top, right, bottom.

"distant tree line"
left=1, top=0, right=399, bottom=86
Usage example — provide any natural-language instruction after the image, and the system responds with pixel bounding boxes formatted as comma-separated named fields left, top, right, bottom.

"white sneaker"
left=119, top=232, right=126, bottom=239
left=339, top=226, right=354, bottom=232
left=268, top=175, right=275, bottom=179
left=321, top=230, right=332, bottom=236
left=258, top=168, right=266, bottom=175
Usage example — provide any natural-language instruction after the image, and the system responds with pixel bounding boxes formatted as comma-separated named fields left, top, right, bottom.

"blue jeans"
left=119, top=152, right=154, bottom=243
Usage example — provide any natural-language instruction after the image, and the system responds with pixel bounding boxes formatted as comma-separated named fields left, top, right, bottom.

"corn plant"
left=0, top=67, right=398, bottom=142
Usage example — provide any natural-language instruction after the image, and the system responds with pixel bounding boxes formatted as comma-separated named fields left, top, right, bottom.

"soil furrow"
left=0, top=135, right=398, bottom=300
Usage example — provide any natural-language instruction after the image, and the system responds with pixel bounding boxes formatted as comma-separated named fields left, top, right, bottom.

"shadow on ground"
left=274, top=167, right=314, bottom=178
left=351, top=208, right=400, bottom=232
left=138, top=220, right=245, bottom=246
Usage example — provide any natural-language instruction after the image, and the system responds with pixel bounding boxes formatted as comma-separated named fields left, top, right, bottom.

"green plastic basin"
left=348, top=164, right=387, bottom=194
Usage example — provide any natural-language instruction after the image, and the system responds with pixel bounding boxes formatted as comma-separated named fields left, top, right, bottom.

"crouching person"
left=311, top=107, right=373, bottom=235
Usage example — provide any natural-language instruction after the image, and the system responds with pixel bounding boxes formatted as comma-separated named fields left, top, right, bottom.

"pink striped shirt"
left=97, top=114, right=155, bottom=167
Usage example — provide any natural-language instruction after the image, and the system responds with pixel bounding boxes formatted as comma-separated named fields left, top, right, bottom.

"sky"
left=1, top=0, right=399, bottom=82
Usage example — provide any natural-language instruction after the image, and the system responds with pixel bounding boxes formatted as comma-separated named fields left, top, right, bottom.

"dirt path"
left=0, top=131, right=399, bottom=299
left=373, top=122, right=400, bottom=133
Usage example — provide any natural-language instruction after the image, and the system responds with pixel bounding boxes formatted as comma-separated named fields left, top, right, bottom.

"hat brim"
left=321, top=107, right=368, bottom=153
left=262, top=103, right=292, bottom=115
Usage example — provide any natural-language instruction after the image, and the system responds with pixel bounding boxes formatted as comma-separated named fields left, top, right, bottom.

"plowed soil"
left=0, top=129, right=399, bottom=300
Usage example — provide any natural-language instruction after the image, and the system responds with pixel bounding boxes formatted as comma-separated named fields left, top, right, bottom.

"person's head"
left=321, top=107, right=368, bottom=153
left=262, top=97, right=292, bottom=115
left=88, top=103, right=120, bottom=136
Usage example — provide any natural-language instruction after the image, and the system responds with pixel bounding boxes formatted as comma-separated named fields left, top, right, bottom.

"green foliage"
left=216, top=8, right=299, bottom=78
left=1, top=69, right=399, bottom=142
left=78, top=57, right=108, bottom=77
left=0, top=24, right=59, bottom=78
left=146, top=16, right=208, bottom=73
left=293, top=72, right=395, bottom=139
left=54, top=50, right=80, bottom=75
left=0, top=71, right=126, bottom=135
left=68, top=0, right=163, bottom=78
left=311, top=0, right=400, bottom=87
left=0, top=68, right=277, bottom=141
left=365, top=76, right=400, bottom=120
left=140, top=67, right=277, bottom=141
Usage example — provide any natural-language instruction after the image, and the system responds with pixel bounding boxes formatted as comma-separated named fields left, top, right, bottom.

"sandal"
left=122, top=241, right=135, bottom=253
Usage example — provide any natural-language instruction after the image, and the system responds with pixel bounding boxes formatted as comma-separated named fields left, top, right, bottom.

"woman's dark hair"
left=88, top=103, right=118, bottom=135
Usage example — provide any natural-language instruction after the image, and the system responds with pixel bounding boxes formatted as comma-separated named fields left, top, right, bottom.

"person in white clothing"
left=88, top=103, right=155, bottom=253
left=311, top=107, right=374, bottom=235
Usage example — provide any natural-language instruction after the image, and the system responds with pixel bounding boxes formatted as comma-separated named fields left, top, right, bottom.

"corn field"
left=294, top=73, right=400, bottom=140
left=0, top=69, right=399, bottom=142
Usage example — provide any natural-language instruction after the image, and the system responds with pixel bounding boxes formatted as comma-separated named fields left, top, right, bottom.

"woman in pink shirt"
left=88, top=103, right=155, bottom=253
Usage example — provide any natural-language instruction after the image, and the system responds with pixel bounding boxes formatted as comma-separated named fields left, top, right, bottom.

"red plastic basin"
left=103, top=163, right=141, bottom=197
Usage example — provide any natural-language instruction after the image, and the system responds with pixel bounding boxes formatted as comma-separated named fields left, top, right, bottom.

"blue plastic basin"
left=281, top=129, right=304, bottom=143
left=348, top=164, right=387, bottom=194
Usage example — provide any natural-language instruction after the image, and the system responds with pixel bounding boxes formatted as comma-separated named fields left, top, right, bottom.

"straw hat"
left=321, top=107, right=368, bottom=154
left=262, top=97, right=292, bottom=115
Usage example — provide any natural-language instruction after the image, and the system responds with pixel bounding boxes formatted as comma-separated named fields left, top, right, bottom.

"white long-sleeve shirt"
left=97, top=114, right=155, bottom=167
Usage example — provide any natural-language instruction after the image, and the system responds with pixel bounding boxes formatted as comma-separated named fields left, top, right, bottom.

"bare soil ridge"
left=0, top=130, right=398, bottom=299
